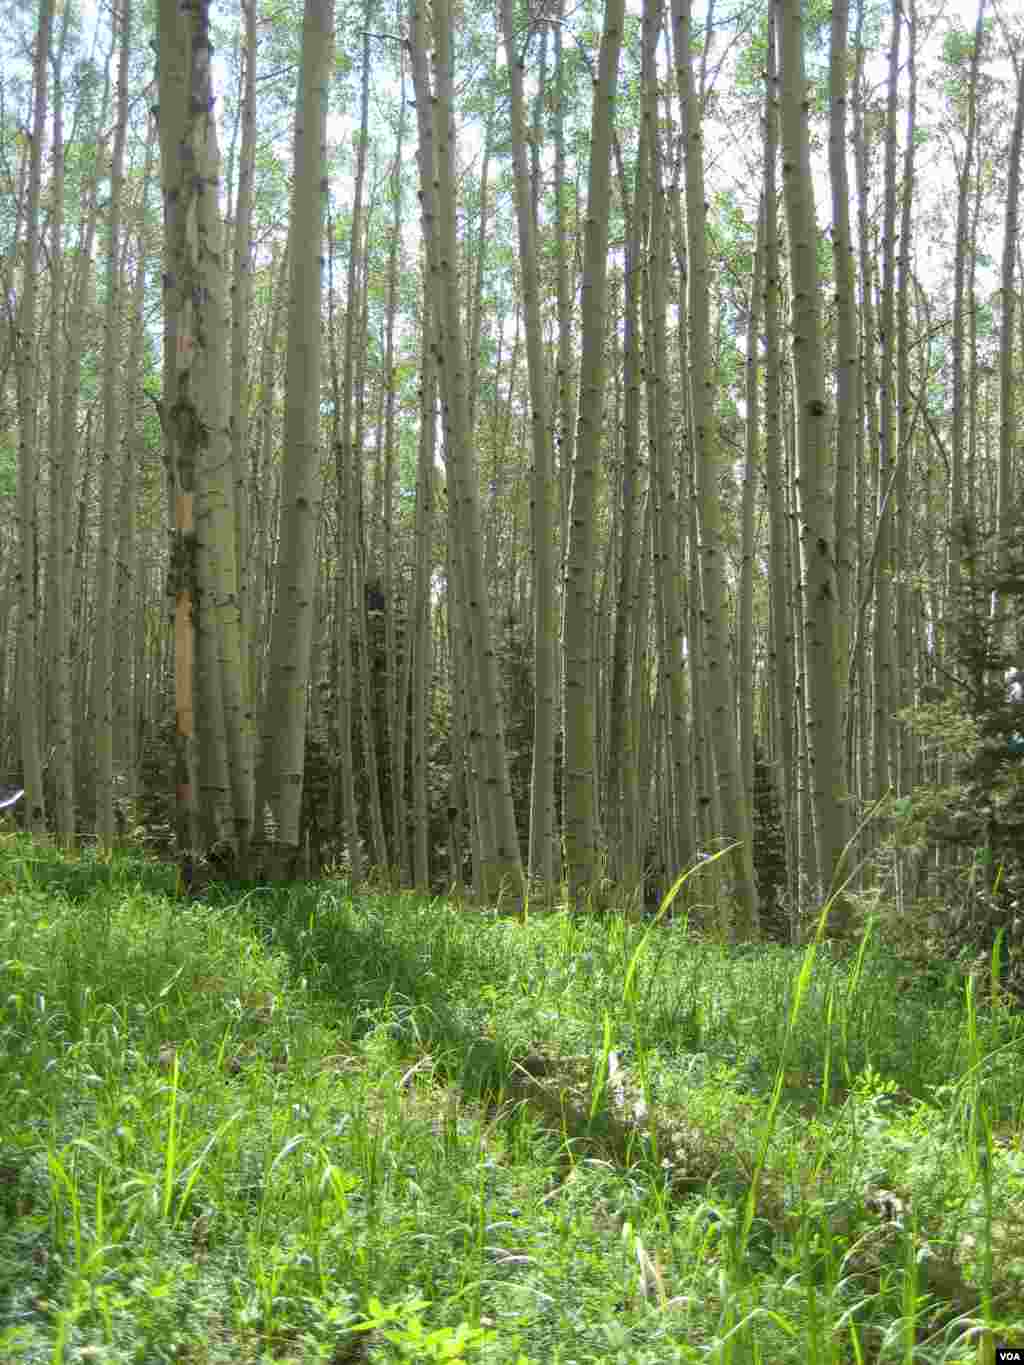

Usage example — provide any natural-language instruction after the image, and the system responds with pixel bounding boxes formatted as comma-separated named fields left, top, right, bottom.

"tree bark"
left=94, top=0, right=131, bottom=848
left=674, top=0, right=758, bottom=935
left=253, top=0, right=334, bottom=878
left=775, top=0, right=849, bottom=921
left=562, top=0, right=624, bottom=907
left=499, top=0, right=557, bottom=898
left=16, top=0, right=54, bottom=837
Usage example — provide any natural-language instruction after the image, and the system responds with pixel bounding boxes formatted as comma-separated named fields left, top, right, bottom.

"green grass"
left=0, top=834, right=1022, bottom=1362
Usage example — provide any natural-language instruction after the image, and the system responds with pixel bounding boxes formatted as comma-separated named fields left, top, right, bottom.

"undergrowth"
left=0, top=834, right=1022, bottom=1362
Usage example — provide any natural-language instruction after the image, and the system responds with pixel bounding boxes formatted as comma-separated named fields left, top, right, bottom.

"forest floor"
left=0, top=835, right=1022, bottom=1363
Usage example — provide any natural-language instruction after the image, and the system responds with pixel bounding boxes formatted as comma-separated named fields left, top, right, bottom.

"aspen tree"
left=949, top=3, right=986, bottom=606
left=467, top=96, right=494, bottom=440
left=47, top=7, right=73, bottom=844
left=740, top=209, right=764, bottom=833
left=407, top=12, right=485, bottom=894
left=57, top=70, right=107, bottom=818
left=606, top=112, right=645, bottom=898
left=113, top=124, right=156, bottom=822
left=229, top=0, right=258, bottom=836
left=383, top=42, right=410, bottom=884
left=163, top=0, right=249, bottom=865
left=852, top=0, right=880, bottom=807
left=411, top=284, right=436, bottom=892
left=553, top=1, right=576, bottom=554
left=763, top=20, right=796, bottom=917
left=409, top=0, right=524, bottom=900
left=327, top=231, right=363, bottom=885
left=775, top=0, right=849, bottom=921
left=562, top=0, right=624, bottom=906
left=345, top=25, right=389, bottom=875
left=673, top=0, right=758, bottom=935
left=874, top=0, right=900, bottom=798
left=15, top=0, right=52, bottom=837
left=95, top=0, right=130, bottom=848
left=644, top=0, right=693, bottom=901
left=158, top=0, right=197, bottom=867
left=253, top=0, right=333, bottom=877
left=895, top=0, right=918, bottom=794
left=499, top=0, right=557, bottom=897
left=829, top=0, right=857, bottom=764
left=995, top=13, right=1022, bottom=638
left=253, top=248, right=288, bottom=721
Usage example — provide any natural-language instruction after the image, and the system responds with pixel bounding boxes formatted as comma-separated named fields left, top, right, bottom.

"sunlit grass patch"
left=0, top=841, right=1021, bottom=1361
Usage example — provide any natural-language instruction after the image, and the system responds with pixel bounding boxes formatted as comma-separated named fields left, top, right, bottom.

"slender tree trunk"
left=353, top=502, right=389, bottom=871
left=47, top=7, right=73, bottom=844
left=554, top=2, right=575, bottom=610
left=411, top=284, right=436, bottom=892
left=94, top=0, right=131, bottom=848
left=253, top=0, right=334, bottom=878
left=829, top=0, right=857, bottom=769
left=113, top=121, right=156, bottom=824
left=645, top=0, right=693, bottom=901
left=775, top=0, right=849, bottom=920
left=158, top=0, right=196, bottom=870
left=852, top=1, right=880, bottom=820
left=674, top=0, right=758, bottom=935
left=500, top=0, right=557, bottom=898
left=252, top=246, right=288, bottom=723
left=230, top=0, right=258, bottom=841
left=740, top=208, right=765, bottom=843
left=895, top=0, right=918, bottom=795
left=327, top=230, right=362, bottom=884
left=562, top=0, right=624, bottom=907
left=338, top=22, right=378, bottom=876
left=194, top=0, right=248, bottom=861
left=466, top=99, right=494, bottom=441
left=995, top=31, right=1023, bottom=635
left=383, top=51, right=409, bottom=884
left=874, top=0, right=900, bottom=799
left=948, top=1, right=985, bottom=604
left=410, top=0, right=524, bottom=900
left=606, top=133, right=644, bottom=897
left=763, top=22, right=796, bottom=922
left=16, top=0, right=54, bottom=837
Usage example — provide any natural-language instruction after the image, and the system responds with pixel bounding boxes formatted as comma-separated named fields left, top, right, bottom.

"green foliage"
left=942, top=24, right=981, bottom=70
left=0, top=853, right=1021, bottom=1360
left=0, top=431, right=16, bottom=500
left=894, top=516, right=1024, bottom=969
